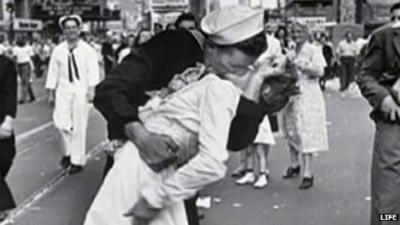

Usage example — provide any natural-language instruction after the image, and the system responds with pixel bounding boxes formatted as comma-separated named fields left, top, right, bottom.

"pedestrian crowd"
left=0, top=3, right=399, bottom=225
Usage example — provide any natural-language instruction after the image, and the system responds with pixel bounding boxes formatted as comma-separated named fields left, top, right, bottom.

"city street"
left=1, top=78, right=374, bottom=225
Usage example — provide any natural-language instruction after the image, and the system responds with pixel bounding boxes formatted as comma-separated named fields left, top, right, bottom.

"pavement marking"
left=0, top=140, right=109, bottom=225
left=15, top=122, right=53, bottom=143
left=36, top=96, right=47, bottom=103
left=15, top=105, right=97, bottom=144
left=18, top=135, right=55, bottom=156
left=15, top=107, right=98, bottom=155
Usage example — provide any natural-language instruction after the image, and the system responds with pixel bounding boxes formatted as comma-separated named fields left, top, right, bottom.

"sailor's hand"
left=125, top=122, right=178, bottom=172
left=47, top=90, right=55, bottom=107
left=0, top=116, right=13, bottom=139
left=0, top=127, right=12, bottom=139
left=87, top=87, right=95, bottom=102
left=381, top=95, right=400, bottom=122
left=124, top=198, right=160, bottom=225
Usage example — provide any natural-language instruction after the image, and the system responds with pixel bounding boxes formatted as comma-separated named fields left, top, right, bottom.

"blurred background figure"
left=135, top=28, right=152, bottom=47
left=275, top=26, right=289, bottom=54
left=118, top=34, right=136, bottom=63
left=13, top=36, right=36, bottom=104
left=101, top=31, right=115, bottom=77
left=235, top=116, right=276, bottom=189
left=175, top=12, right=198, bottom=30
left=0, top=37, right=6, bottom=55
left=154, top=23, right=164, bottom=34
left=112, top=33, right=127, bottom=64
left=46, top=15, right=101, bottom=175
left=336, top=31, right=357, bottom=93
left=166, top=23, right=176, bottom=30
left=319, top=33, right=335, bottom=90
left=282, top=22, right=329, bottom=190
left=264, top=23, right=282, bottom=56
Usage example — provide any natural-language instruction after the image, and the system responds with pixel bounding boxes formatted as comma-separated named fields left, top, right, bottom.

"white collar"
left=392, top=21, right=400, bottom=28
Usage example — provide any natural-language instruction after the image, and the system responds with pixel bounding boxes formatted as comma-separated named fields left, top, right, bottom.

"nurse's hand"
left=125, top=122, right=178, bottom=172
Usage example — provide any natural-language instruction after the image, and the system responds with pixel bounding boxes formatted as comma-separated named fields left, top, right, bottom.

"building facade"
left=0, top=0, right=43, bottom=42
left=362, top=0, right=392, bottom=25
left=285, top=0, right=335, bottom=21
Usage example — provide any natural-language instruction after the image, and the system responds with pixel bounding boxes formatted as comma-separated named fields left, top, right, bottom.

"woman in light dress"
left=84, top=6, right=275, bottom=225
left=281, top=22, right=329, bottom=189
left=235, top=115, right=276, bottom=188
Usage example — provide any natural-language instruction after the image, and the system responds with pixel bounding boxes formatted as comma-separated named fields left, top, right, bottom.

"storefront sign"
left=290, top=16, right=327, bottom=30
left=13, top=18, right=43, bottom=31
left=151, top=0, right=188, bottom=12
left=33, top=0, right=119, bottom=20
left=151, top=0, right=188, bottom=7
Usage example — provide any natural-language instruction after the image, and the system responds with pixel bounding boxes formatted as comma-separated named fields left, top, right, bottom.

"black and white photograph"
left=0, top=0, right=399, bottom=225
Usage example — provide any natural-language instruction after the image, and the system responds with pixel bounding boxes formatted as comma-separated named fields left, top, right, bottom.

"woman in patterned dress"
left=282, top=22, right=329, bottom=189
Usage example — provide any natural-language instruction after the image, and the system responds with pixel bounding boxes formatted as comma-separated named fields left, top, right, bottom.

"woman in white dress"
left=235, top=115, right=276, bottom=188
left=84, top=6, right=274, bottom=225
left=281, top=22, right=329, bottom=189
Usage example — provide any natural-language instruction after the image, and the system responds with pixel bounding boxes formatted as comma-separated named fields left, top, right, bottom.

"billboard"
left=151, top=0, right=188, bottom=12
left=151, top=0, right=188, bottom=7
left=33, top=0, right=120, bottom=20
left=290, top=16, right=327, bottom=30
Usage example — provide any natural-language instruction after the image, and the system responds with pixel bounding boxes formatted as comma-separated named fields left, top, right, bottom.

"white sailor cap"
left=59, top=14, right=82, bottom=29
left=201, top=5, right=264, bottom=45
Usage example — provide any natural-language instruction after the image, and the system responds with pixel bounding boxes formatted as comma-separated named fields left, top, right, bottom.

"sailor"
left=45, top=14, right=101, bottom=174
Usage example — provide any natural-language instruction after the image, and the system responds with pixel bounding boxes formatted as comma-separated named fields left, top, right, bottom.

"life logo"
left=379, top=214, right=399, bottom=221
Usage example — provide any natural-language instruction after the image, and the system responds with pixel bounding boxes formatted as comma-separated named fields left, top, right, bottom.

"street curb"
left=0, top=140, right=109, bottom=225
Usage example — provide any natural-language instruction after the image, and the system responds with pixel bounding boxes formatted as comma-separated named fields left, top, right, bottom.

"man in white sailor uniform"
left=46, top=15, right=101, bottom=174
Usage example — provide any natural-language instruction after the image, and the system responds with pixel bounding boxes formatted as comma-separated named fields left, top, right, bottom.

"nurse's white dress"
left=84, top=74, right=241, bottom=225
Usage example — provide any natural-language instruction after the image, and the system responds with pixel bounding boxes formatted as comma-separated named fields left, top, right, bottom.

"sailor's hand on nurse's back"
left=125, top=122, right=179, bottom=172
